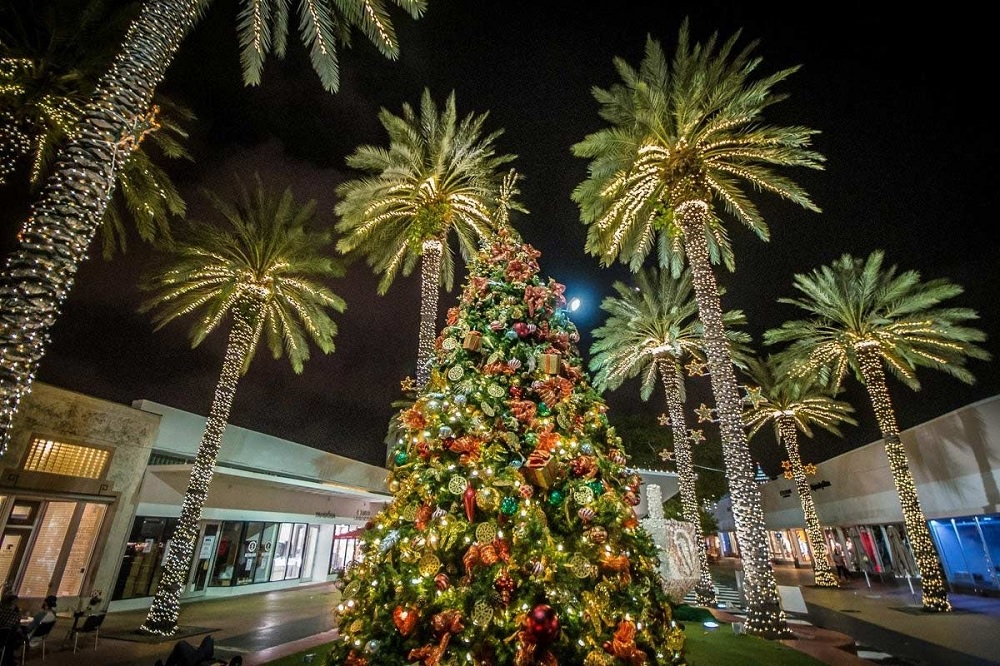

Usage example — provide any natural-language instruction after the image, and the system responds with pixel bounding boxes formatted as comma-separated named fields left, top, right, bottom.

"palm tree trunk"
left=678, top=200, right=788, bottom=639
left=0, top=0, right=202, bottom=459
left=416, top=239, right=443, bottom=388
left=141, top=308, right=255, bottom=634
left=776, top=417, right=838, bottom=587
left=657, top=359, right=717, bottom=606
left=854, top=344, right=951, bottom=612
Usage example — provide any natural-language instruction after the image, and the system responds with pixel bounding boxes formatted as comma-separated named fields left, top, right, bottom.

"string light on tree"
left=855, top=343, right=952, bottom=611
left=0, top=0, right=202, bottom=460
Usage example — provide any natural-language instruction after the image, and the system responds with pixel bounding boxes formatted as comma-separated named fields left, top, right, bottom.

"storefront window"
left=254, top=523, right=277, bottom=583
left=329, top=525, right=359, bottom=574
left=210, top=522, right=245, bottom=587
left=236, top=522, right=264, bottom=585
left=270, top=523, right=292, bottom=582
left=19, top=502, right=75, bottom=597
left=57, top=503, right=106, bottom=597
left=112, top=516, right=178, bottom=600
left=931, top=516, right=999, bottom=590
left=284, top=523, right=307, bottom=579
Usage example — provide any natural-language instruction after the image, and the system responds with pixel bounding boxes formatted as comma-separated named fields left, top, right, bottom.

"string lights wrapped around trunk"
left=776, top=417, right=838, bottom=587
left=678, top=199, right=789, bottom=639
left=141, top=307, right=256, bottom=634
left=855, top=344, right=951, bottom=612
left=657, top=359, right=717, bottom=606
left=0, top=0, right=201, bottom=459
left=416, top=239, right=443, bottom=388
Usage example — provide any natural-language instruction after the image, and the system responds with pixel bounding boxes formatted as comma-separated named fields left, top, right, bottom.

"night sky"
left=3, top=1, right=998, bottom=471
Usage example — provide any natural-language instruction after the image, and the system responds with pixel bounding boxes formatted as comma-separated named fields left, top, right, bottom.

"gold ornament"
left=449, top=475, right=469, bottom=494
left=419, top=553, right=442, bottom=577
left=487, top=383, right=506, bottom=398
left=476, top=487, right=501, bottom=512
left=349, top=619, right=364, bottom=634
left=442, top=337, right=458, bottom=350
left=476, top=522, right=498, bottom=544
left=694, top=403, right=716, bottom=423
left=447, top=366, right=465, bottom=381
left=573, top=485, right=595, bottom=505
left=401, top=504, right=418, bottom=521
left=472, top=598, right=494, bottom=626
left=344, top=580, right=361, bottom=598
left=570, top=554, right=593, bottom=578
left=482, top=402, right=495, bottom=416
left=685, top=357, right=708, bottom=376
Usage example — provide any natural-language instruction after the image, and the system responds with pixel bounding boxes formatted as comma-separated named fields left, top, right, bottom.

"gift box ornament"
left=463, top=330, right=482, bottom=351
left=521, top=450, right=558, bottom=489
left=540, top=352, right=560, bottom=375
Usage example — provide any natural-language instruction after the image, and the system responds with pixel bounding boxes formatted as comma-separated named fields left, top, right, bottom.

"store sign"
left=199, top=535, right=216, bottom=559
left=246, top=540, right=258, bottom=553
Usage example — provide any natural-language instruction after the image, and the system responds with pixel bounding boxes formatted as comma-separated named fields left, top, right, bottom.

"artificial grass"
left=262, top=620, right=826, bottom=665
left=680, top=620, right=825, bottom=665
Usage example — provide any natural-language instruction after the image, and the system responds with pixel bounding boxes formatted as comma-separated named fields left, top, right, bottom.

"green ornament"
left=587, top=480, right=605, bottom=496
left=548, top=490, right=564, bottom=506
left=394, top=451, right=409, bottom=465
left=500, top=496, right=518, bottom=516
left=538, top=403, right=551, bottom=417
left=525, top=432, right=538, bottom=446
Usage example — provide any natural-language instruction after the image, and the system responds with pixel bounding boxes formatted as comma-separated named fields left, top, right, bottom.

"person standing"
left=832, top=545, right=850, bottom=582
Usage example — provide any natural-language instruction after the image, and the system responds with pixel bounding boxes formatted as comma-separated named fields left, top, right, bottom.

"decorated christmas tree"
left=328, top=229, right=686, bottom=665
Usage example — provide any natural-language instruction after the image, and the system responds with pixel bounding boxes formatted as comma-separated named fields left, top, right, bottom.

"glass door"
left=187, top=522, right=220, bottom=596
left=300, top=525, right=319, bottom=583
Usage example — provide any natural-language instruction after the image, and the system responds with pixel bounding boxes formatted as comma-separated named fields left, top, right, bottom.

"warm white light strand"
left=678, top=199, right=788, bottom=638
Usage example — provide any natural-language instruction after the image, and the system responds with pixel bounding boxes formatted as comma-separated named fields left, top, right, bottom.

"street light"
left=568, top=297, right=581, bottom=312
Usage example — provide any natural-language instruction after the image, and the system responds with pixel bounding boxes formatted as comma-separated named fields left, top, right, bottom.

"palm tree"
left=571, top=19, right=824, bottom=638
left=0, top=0, right=194, bottom=257
left=0, top=0, right=427, bottom=460
left=590, top=266, right=752, bottom=606
left=763, top=250, right=991, bottom=612
left=136, top=174, right=346, bottom=634
left=335, top=88, right=520, bottom=388
left=741, top=354, right=857, bottom=588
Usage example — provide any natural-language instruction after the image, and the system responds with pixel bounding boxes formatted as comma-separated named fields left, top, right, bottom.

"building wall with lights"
left=109, top=400, right=392, bottom=612
left=0, top=382, right=395, bottom=615
left=0, top=382, right=161, bottom=612
left=715, top=394, right=1000, bottom=595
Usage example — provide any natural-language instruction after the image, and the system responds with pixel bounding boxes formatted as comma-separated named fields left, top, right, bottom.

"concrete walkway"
left=26, top=564, right=1000, bottom=666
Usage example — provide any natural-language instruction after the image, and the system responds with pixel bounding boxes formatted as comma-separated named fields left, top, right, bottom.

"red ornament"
left=464, top=483, right=477, bottom=521
left=513, top=322, right=531, bottom=337
left=524, top=604, right=560, bottom=644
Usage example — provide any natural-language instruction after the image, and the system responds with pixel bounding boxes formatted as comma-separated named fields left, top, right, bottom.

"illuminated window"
left=23, top=438, right=109, bottom=479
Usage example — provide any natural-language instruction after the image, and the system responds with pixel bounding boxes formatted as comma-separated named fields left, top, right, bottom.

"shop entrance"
left=187, top=522, right=220, bottom=597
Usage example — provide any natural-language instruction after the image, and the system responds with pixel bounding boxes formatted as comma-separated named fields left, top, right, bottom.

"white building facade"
left=0, top=383, right=391, bottom=613
left=715, top=395, right=1000, bottom=595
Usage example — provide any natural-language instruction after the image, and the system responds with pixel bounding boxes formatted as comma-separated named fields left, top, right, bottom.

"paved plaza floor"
left=30, top=562, right=1000, bottom=666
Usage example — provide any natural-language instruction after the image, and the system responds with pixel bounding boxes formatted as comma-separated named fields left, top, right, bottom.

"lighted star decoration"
left=400, top=376, right=417, bottom=393
left=687, top=428, right=706, bottom=445
left=781, top=460, right=792, bottom=471
left=684, top=357, right=708, bottom=377
left=694, top=403, right=716, bottom=423
left=742, top=384, right=765, bottom=409
left=657, top=413, right=671, bottom=427
left=804, top=463, right=818, bottom=476
left=658, top=448, right=675, bottom=462
left=783, top=470, right=794, bottom=480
